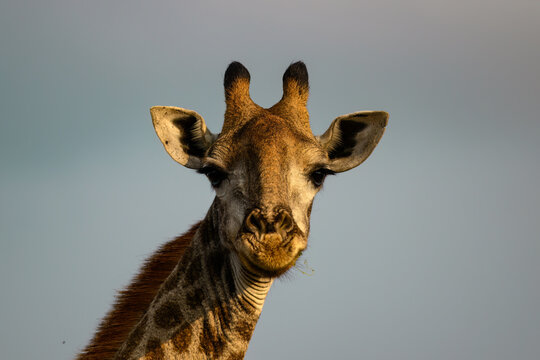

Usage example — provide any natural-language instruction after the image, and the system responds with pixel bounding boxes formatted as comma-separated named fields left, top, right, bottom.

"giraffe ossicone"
left=77, top=61, right=388, bottom=359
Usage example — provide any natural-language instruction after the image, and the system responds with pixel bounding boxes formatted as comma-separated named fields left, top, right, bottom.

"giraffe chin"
left=236, top=232, right=307, bottom=278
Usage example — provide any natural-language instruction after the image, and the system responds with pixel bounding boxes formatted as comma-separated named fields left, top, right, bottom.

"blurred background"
left=1, top=0, right=539, bottom=359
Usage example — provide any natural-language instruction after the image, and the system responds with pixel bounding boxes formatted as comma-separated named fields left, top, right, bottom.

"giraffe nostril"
left=245, top=209, right=265, bottom=236
left=274, top=209, right=294, bottom=234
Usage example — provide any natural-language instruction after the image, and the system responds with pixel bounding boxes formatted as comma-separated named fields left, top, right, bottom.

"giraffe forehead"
left=214, top=114, right=323, bottom=168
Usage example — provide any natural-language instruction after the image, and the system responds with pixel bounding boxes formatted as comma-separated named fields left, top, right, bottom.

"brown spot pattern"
left=145, top=337, right=165, bottom=360
left=154, top=300, right=184, bottom=329
left=171, top=324, right=193, bottom=353
left=185, top=286, right=204, bottom=309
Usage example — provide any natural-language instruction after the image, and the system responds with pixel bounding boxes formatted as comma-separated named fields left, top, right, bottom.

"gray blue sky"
left=1, top=0, right=539, bottom=359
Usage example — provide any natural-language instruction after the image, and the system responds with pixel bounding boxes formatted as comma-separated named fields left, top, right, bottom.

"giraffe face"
left=201, top=113, right=331, bottom=277
left=151, top=62, right=388, bottom=278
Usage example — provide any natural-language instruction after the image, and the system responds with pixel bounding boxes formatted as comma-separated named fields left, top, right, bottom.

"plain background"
left=1, top=0, right=539, bottom=359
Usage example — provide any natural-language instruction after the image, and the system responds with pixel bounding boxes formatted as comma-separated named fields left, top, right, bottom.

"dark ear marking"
left=319, top=110, right=388, bottom=172
left=283, top=61, right=309, bottom=93
left=173, top=116, right=207, bottom=158
left=328, top=119, right=368, bottom=159
left=224, top=61, right=250, bottom=91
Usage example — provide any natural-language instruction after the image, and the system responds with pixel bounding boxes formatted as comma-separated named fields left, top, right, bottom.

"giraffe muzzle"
left=237, top=207, right=306, bottom=277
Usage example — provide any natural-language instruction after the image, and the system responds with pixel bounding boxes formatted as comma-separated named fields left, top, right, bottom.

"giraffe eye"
left=199, top=166, right=228, bottom=187
left=309, top=168, right=334, bottom=187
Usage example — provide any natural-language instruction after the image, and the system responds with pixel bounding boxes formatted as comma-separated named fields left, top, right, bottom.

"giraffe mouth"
left=236, top=232, right=307, bottom=278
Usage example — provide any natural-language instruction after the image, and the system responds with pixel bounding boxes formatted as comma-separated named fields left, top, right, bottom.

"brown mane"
left=77, top=222, right=201, bottom=359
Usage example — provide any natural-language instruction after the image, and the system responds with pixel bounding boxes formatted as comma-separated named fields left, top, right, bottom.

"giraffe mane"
left=76, top=222, right=201, bottom=360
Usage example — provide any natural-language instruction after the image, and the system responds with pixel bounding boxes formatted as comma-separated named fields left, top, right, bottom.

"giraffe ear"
left=151, top=106, right=218, bottom=169
left=317, top=111, right=388, bottom=172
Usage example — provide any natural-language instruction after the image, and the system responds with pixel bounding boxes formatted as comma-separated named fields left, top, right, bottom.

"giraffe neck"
left=231, top=253, right=273, bottom=311
left=115, top=204, right=273, bottom=359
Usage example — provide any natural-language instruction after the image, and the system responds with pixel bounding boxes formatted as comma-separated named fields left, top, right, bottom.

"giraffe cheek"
left=222, top=202, right=246, bottom=242
left=291, top=193, right=315, bottom=235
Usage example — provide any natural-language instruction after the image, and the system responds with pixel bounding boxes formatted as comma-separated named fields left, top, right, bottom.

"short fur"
left=224, top=61, right=251, bottom=91
left=77, top=223, right=200, bottom=360
left=282, top=61, right=309, bottom=95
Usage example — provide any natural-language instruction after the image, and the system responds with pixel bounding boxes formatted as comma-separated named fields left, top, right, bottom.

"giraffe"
left=77, top=61, right=388, bottom=359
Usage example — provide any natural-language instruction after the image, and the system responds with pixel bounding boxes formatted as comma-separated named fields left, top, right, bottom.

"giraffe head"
left=151, top=62, right=387, bottom=277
